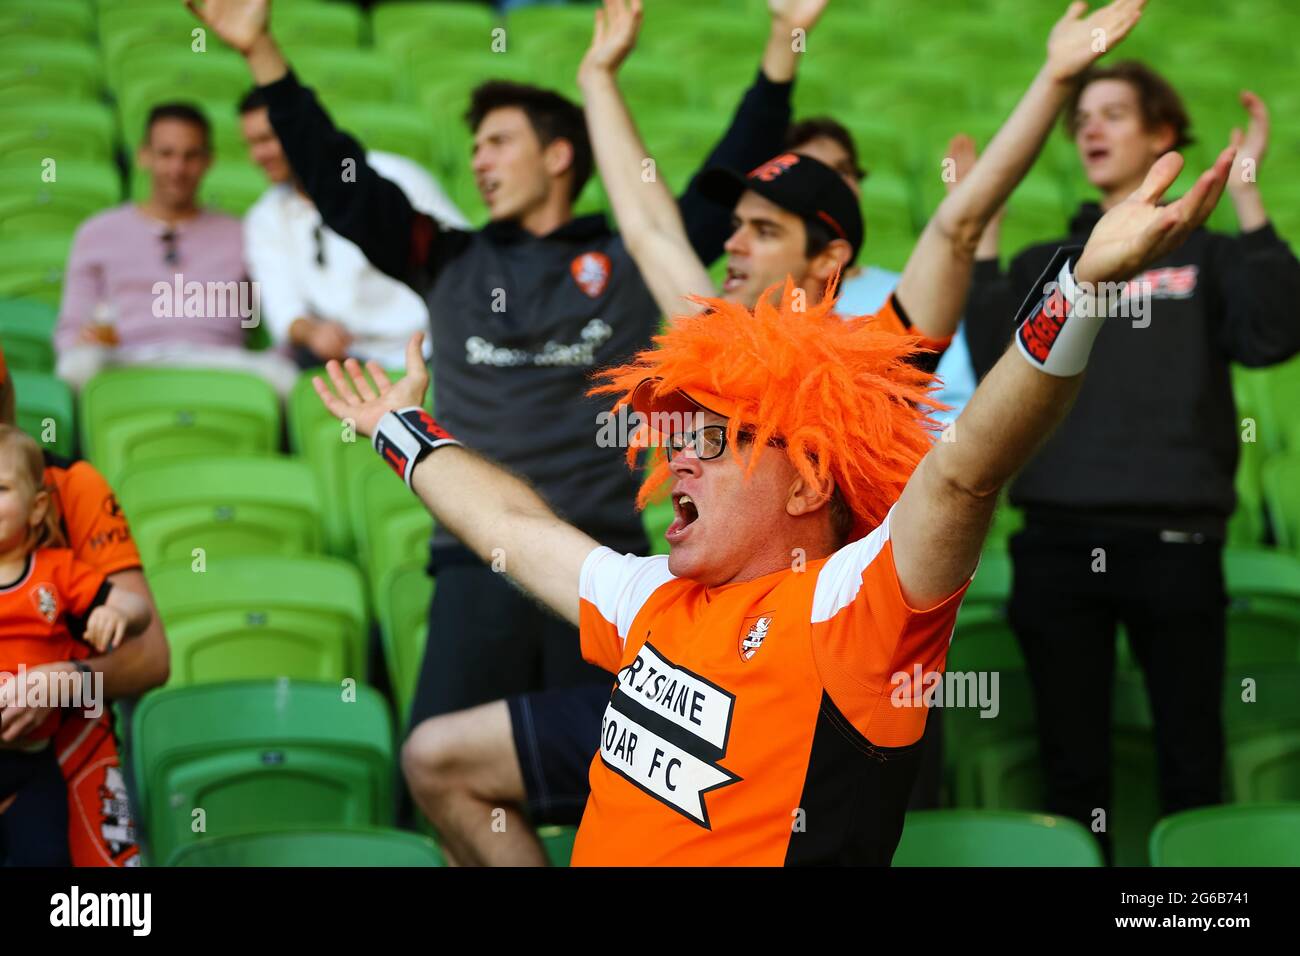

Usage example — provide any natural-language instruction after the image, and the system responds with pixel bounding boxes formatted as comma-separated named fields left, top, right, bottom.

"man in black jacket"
left=189, top=0, right=822, bottom=726
left=965, top=60, right=1300, bottom=857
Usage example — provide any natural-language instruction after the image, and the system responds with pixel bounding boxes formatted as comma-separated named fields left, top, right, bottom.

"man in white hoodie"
left=239, top=88, right=470, bottom=369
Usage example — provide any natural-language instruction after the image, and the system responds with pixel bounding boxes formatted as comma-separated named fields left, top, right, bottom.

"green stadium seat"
left=371, top=1, right=499, bottom=63
left=273, top=2, right=365, bottom=53
left=1256, top=357, right=1300, bottom=453
left=0, top=298, right=58, bottom=374
left=1149, top=804, right=1300, bottom=866
left=859, top=171, right=920, bottom=265
left=0, top=101, right=116, bottom=164
left=0, top=188, right=116, bottom=240
left=148, top=556, right=369, bottom=687
left=1229, top=728, right=1300, bottom=803
left=132, top=680, right=395, bottom=865
left=1262, top=455, right=1300, bottom=555
left=1223, top=663, right=1300, bottom=736
left=102, top=19, right=223, bottom=97
left=329, top=102, right=440, bottom=174
left=117, top=51, right=249, bottom=115
left=10, top=370, right=75, bottom=456
left=538, top=824, right=578, bottom=868
left=375, top=563, right=432, bottom=727
left=0, top=1, right=94, bottom=44
left=1223, top=548, right=1300, bottom=665
left=351, top=464, right=434, bottom=606
left=0, top=236, right=73, bottom=306
left=0, top=39, right=103, bottom=102
left=118, top=455, right=324, bottom=569
left=643, top=497, right=672, bottom=556
left=893, top=810, right=1103, bottom=866
left=291, top=49, right=399, bottom=106
left=80, top=366, right=280, bottom=486
left=167, top=826, right=444, bottom=867
left=963, top=548, right=1012, bottom=612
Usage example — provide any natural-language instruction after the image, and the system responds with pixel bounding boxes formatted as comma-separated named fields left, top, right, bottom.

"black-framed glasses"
left=160, top=228, right=179, bottom=267
left=665, top=426, right=783, bottom=462
left=312, top=224, right=326, bottom=267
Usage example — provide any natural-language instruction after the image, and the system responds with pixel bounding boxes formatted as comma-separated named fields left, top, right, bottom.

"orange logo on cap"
left=571, top=252, right=612, bottom=299
left=748, top=153, right=801, bottom=182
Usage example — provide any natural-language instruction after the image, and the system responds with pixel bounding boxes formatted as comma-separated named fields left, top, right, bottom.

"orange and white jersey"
left=573, top=506, right=969, bottom=866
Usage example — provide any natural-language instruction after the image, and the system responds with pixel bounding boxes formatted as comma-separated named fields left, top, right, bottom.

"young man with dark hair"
left=238, top=88, right=467, bottom=369
left=965, top=60, right=1300, bottom=858
left=189, top=0, right=822, bottom=756
left=54, top=101, right=297, bottom=394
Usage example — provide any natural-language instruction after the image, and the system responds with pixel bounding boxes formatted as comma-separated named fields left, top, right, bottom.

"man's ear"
left=543, top=136, right=575, bottom=181
left=1149, top=122, right=1178, bottom=157
left=808, top=238, right=854, bottom=287
left=785, top=473, right=834, bottom=519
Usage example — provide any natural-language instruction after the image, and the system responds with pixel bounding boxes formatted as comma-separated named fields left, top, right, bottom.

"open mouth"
left=1084, top=146, right=1110, bottom=163
left=478, top=180, right=500, bottom=202
left=723, top=266, right=747, bottom=293
left=666, top=492, right=700, bottom=541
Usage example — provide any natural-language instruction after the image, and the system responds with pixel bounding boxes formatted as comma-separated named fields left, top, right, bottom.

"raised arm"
left=186, top=0, right=448, bottom=288
left=890, top=146, right=1235, bottom=609
left=678, top=0, right=828, bottom=261
left=312, top=335, right=598, bottom=626
left=578, top=0, right=713, bottom=317
left=894, top=0, right=1146, bottom=341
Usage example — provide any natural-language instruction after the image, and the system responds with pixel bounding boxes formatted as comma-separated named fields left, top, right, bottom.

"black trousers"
left=407, top=560, right=613, bottom=730
left=1008, top=521, right=1226, bottom=848
left=0, top=746, right=71, bottom=867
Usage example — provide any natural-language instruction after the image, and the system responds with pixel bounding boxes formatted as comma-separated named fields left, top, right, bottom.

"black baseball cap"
left=698, top=152, right=864, bottom=262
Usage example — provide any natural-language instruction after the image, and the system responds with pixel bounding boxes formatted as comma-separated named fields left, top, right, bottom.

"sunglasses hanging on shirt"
left=160, top=228, right=179, bottom=267
left=312, top=224, right=327, bottom=267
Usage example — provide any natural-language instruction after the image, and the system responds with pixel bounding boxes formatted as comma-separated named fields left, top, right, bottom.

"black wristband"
left=372, top=407, right=462, bottom=487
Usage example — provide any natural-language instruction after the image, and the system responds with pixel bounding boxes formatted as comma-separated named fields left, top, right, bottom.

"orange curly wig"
left=590, top=276, right=944, bottom=541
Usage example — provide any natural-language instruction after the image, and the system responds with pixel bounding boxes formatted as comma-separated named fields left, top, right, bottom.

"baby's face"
left=0, top=456, right=39, bottom=554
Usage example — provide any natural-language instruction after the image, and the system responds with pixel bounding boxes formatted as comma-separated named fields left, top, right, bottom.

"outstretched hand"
left=1075, top=145, right=1236, bottom=286
left=183, top=0, right=270, bottom=55
left=768, top=0, right=831, bottom=32
left=1044, top=0, right=1145, bottom=82
left=312, top=332, right=430, bottom=439
left=580, top=0, right=643, bottom=79
left=1229, top=90, right=1269, bottom=192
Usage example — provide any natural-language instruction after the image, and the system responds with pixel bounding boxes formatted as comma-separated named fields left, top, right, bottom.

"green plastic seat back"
left=133, top=681, right=395, bottom=865
left=1263, top=456, right=1300, bottom=555
left=0, top=39, right=103, bottom=101
left=1229, top=729, right=1300, bottom=803
left=376, top=563, right=433, bottom=727
left=118, top=456, right=324, bottom=569
left=80, top=367, right=280, bottom=485
left=1150, top=804, right=1300, bottom=866
left=11, top=369, right=74, bottom=455
left=148, top=556, right=368, bottom=687
left=352, top=465, right=434, bottom=606
left=893, top=810, right=1103, bottom=866
left=168, top=827, right=444, bottom=867
left=0, top=102, right=115, bottom=163
left=0, top=298, right=57, bottom=373
left=0, top=236, right=73, bottom=305
left=0, top=1, right=94, bottom=44
left=537, top=825, right=578, bottom=868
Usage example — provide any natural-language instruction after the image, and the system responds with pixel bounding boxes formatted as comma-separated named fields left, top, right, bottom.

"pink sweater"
left=55, top=204, right=250, bottom=351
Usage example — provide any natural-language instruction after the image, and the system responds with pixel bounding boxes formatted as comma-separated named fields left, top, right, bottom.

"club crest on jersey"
left=570, top=251, right=611, bottom=298
left=33, top=584, right=58, bottom=623
left=739, top=615, right=773, bottom=662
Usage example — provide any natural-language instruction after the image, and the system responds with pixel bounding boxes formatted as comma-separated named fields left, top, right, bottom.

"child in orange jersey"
left=0, top=424, right=151, bottom=865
